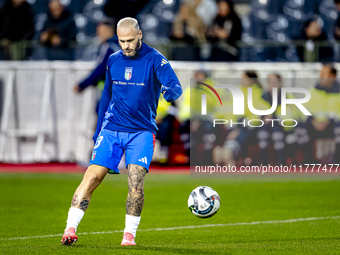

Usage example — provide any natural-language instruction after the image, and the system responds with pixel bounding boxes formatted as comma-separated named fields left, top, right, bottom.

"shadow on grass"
left=114, top=245, right=232, bottom=255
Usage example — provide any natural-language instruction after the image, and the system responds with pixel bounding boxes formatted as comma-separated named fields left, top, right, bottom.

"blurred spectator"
left=171, top=0, right=207, bottom=44
left=257, top=74, right=285, bottom=165
left=206, top=0, right=242, bottom=61
left=103, top=0, right=149, bottom=21
left=334, top=0, right=340, bottom=40
left=179, top=70, right=227, bottom=164
left=0, top=0, right=34, bottom=60
left=170, top=0, right=213, bottom=60
left=156, top=97, right=178, bottom=164
left=298, top=18, right=333, bottom=62
left=178, top=70, right=209, bottom=163
left=40, top=0, right=77, bottom=60
left=302, top=19, right=327, bottom=41
left=74, top=17, right=119, bottom=114
left=257, top=74, right=298, bottom=165
left=179, top=70, right=217, bottom=119
left=195, top=0, right=218, bottom=27
left=213, top=71, right=268, bottom=166
left=295, top=63, right=340, bottom=163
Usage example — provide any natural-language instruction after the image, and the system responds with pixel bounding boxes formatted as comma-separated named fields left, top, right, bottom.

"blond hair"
left=117, top=17, right=140, bottom=32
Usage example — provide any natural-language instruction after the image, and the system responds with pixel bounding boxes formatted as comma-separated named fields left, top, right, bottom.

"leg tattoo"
left=71, top=194, right=79, bottom=206
left=126, top=164, right=147, bottom=216
left=79, top=198, right=90, bottom=211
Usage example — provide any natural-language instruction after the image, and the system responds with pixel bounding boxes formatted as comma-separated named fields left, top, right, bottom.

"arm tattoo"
left=126, top=164, right=147, bottom=216
left=71, top=194, right=79, bottom=206
left=80, top=198, right=90, bottom=211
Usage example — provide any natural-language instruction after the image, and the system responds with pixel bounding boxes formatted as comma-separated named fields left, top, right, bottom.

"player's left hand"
left=161, top=85, right=181, bottom=102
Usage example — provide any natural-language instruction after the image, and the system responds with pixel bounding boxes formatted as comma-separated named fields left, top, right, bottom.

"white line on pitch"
left=2, top=216, right=339, bottom=241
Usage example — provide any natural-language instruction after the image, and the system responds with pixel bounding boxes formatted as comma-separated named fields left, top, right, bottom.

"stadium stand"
left=1, top=0, right=339, bottom=61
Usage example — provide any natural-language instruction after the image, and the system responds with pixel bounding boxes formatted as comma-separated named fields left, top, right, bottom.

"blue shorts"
left=89, top=129, right=156, bottom=174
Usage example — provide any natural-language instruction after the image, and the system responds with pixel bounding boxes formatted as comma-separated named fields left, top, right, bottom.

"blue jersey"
left=93, top=42, right=182, bottom=142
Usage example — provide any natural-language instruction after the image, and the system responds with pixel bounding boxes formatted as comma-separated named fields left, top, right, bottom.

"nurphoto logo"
left=199, top=83, right=312, bottom=128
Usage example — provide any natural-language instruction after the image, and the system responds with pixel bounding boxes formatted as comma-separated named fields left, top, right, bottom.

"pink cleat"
left=61, top=227, right=78, bottom=245
left=121, top=232, right=136, bottom=246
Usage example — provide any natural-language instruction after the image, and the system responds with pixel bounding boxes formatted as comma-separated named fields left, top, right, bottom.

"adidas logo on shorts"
left=161, top=59, right=168, bottom=66
left=138, top=157, right=148, bottom=164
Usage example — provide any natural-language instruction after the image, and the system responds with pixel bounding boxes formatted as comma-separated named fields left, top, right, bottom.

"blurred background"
left=1, top=0, right=340, bottom=62
left=0, top=0, right=339, bottom=168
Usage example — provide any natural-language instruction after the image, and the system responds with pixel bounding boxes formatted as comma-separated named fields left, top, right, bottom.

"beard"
left=122, top=39, right=141, bottom=57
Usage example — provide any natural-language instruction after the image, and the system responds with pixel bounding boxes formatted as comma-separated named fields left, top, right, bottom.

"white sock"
left=124, top=214, right=141, bottom=238
left=65, top=207, right=85, bottom=233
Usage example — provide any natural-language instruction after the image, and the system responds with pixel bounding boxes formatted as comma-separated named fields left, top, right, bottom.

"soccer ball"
left=188, top=186, right=220, bottom=218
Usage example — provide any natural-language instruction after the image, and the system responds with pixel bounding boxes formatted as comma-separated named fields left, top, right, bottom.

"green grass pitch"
left=0, top=172, right=339, bottom=254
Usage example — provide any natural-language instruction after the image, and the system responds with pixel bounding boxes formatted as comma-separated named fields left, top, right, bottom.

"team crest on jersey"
left=125, top=67, right=133, bottom=80
left=91, top=151, right=96, bottom=160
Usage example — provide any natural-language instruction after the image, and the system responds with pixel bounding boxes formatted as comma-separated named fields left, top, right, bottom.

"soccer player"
left=61, top=17, right=182, bottom=246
